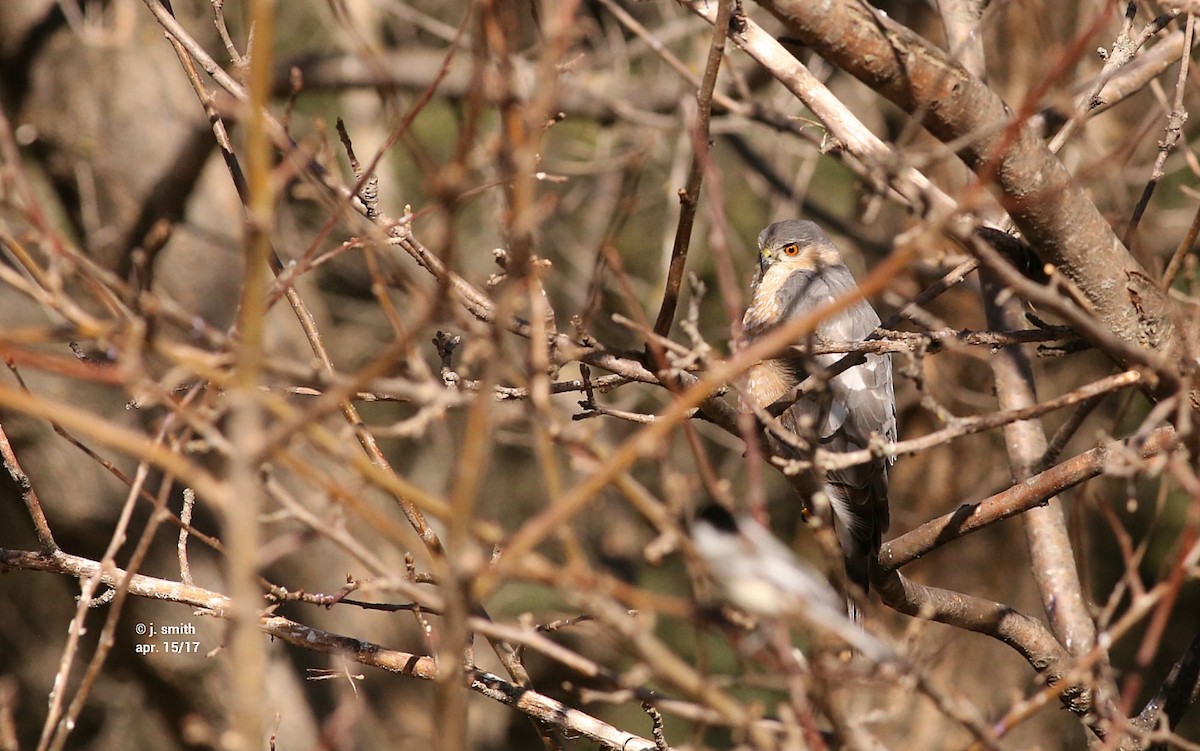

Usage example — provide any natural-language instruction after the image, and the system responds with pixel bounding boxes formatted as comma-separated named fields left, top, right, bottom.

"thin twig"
left=650, top=0, right=733, bottom=337
left=1125, top=13, right=1194, bottom=244
left=810, top=370, right=1143, bottom=473
left=0, top=420, right=57, bottom=552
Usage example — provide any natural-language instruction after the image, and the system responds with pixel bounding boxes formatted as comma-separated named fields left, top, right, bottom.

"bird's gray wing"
left=776, top=265, right=895, bottom=452
left=776, top=265, right=896, bottom=592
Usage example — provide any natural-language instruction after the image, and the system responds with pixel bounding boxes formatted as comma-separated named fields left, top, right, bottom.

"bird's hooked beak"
left=757, top=244, right=773, bottom=274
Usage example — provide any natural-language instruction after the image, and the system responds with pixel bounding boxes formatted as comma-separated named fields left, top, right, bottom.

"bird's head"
left=756, top=220, right=843, bottom=276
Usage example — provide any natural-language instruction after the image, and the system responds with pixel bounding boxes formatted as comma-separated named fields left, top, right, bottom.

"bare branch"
left=881, top=426, right=1177, bottom=569
left=0, top=548, right=659, bottom=751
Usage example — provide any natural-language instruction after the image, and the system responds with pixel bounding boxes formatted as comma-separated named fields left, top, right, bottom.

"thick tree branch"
left=683, top=0, right=963, bottom=220
left=881, top=426, right=1177, bottom=570
left=751, top=0, right=1188, bottom=384
left=937, top=5, right=1112, bottom=722
left=870, top=567, right=1088, bottom=712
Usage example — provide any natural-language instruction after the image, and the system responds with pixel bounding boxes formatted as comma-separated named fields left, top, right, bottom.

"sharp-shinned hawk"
left=741, top=220, right=896, bottom=610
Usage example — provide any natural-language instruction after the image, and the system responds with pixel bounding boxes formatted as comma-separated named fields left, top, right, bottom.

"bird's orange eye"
left=782, top=243, right=801, bottom=256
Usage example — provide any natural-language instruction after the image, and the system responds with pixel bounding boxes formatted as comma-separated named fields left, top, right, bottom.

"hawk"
left=741, top=220, right=896, bottom=610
